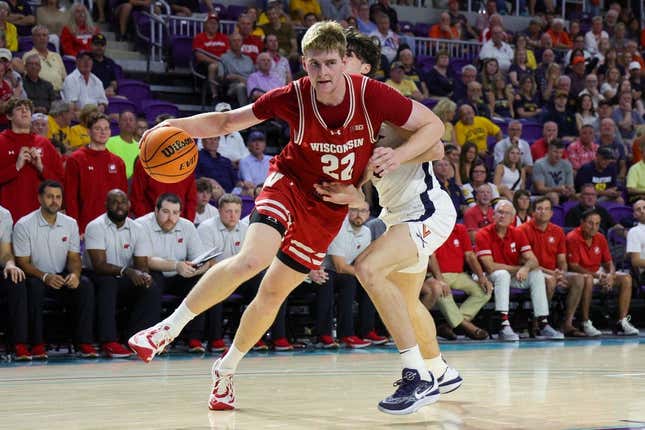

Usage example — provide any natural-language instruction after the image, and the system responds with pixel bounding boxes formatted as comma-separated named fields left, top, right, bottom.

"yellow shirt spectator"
left=289, top=0, right=321, bottom=22
left=627, top=161, right=645, bottom=192
left=69, top=124, right=90, bottom=148
left=385, top=78, right=419, bottom=98
left=4, top=22, right=17, bottom=52
left=455, top=115, right=501, bottom=153
left=47, top=114, right=72, bottom=150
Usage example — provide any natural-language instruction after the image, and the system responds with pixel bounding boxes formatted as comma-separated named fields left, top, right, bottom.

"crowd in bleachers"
left=0, top=0, right=644, bottom=361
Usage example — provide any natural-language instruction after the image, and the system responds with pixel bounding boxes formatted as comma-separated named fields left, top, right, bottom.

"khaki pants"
left=436, top=273, right=492, bottom=328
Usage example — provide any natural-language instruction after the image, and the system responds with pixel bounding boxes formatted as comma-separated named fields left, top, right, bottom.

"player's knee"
left=354, top=257, right=379, bottom=288
left=232, top=253, right=270, bottom=277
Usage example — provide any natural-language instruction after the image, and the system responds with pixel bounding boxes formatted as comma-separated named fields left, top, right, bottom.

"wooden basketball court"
left=2, top=338, right=644, bottom=430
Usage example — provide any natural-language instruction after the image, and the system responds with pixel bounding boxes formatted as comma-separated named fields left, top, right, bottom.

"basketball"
left=139, top=126, right=198, bottom=183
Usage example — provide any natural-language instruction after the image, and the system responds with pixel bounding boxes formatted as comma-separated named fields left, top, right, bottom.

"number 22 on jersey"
left=321, top=153, right=355, bottom=181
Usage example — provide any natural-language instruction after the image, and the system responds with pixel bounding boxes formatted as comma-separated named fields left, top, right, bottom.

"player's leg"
left=209, top=257, right=307, bottom=410
left=129, top=222, right=282, bottom=362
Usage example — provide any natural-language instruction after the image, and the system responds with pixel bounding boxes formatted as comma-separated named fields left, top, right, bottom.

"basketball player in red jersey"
left=129, top=21, right=445, bottom=414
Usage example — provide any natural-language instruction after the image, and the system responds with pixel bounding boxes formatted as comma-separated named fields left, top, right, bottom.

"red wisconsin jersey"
left=253, top=74, right=412, bottom=200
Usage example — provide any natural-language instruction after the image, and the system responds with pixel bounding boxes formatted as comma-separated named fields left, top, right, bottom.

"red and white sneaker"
left=128, top=323, right=175, bottom=363
left=252, top=340, right=268, bottom=351
left=317, top=335, right=339, bottom=349
left=363, top=330, right=388, bottom=345
left=103, top=342, right=132, bottom=358
left=341, top=336, right=371, bottom=348
left=31, top=343, right=48, bottom=360
left=14, top=344, right=31, bottom=361
left=273, top=337, right=294, bottom=351
left=188, top=339, right=205, bottom=353
left=77, top=343, right=99, bottom=358
left=210, top=339, right=227, bottom=353
left=209, top=358, right=236, bottom=411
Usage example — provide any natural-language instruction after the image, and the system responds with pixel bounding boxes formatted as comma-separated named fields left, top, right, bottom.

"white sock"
left=425, top=355, right=448, bottom=379
left=163, top=302, right=196, bottom=339
left=399, top=345, right=431, bottom=381
left=218, top=343, right=245, bottom=374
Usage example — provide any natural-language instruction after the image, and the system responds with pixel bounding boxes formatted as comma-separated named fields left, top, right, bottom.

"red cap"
left=571, top=56, right=585, bottom=65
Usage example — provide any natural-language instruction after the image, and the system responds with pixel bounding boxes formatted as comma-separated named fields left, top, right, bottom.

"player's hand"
left=3, top=264, right=25, bottom=283
left=308, top=268, right=328, bottom=285
left=139, top=120, right=176, bottom=149
left=370, top=146, right=401, bottom=177
left=516, top=267, right=529, bottom=282
left=314, top=182, right=363, bottom=206
left=44, top=273, right=66, bottom=289
left=64, top=273, right=80, bottom=289
left=15, top=146, right=32, bottom=170
left=176, top=261, right=197, bottom=278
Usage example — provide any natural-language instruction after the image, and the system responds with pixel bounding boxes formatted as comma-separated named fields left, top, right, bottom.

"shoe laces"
left=149, top=325, right=174, bottom=349
left=391, top=370, right=419, bottom=397
left=213, top=370, right=234, bottom=397
left=622, top=315, right=636, bottom=329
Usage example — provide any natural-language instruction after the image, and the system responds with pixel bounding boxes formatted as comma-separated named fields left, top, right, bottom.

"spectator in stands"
left=0, top=99, right=63, bottom=221
left=218, top=32, right=254, bottom=108
left=479, top=26, right=514, bottom=73
left=585, top=16, right=607, bottom=55
left=265, top=34, right=292, bottom=86
left=537, top=56, right=558, bottom=102
left=453, top=64, right=477, bottom=103
left=237, top=14, right=263, bottom=63
left=134, top=117, right=147, bottom=141
left=612, top=92, right=643, bottom=142
left=0, top=51, right=18, bottom=129
left=198, top=193, right=291, bottom=351
left=447, top=0, right=476, bottom=40
left=30, top=112, right=47, bottom=137
left=67, top=103, right=94, bottom=149
left=564, top=35, right=592, bottom=67
left=425, top=50, right=453, bottom=98
left=512, top=77, right=540, bottom=120
left=600, top=67, right=621, bottom=101
left=261, top=3, right=297, bottom=61
left=61, top=51, right=108, bottom=117
left=369, top=0, right=397, bottom=31
left=461, top=81, right=491, bottom=118
left=542, top=91, right=578, bottom=142
left=475, top=0, right=497, bottom=32
left=322, top=201, right=385, bottom=348
left=192, top=13, right=229, bottom=104
left=464, top=182, right=495, bottom=242
left=0, top=2, right=16, bottom=52
left=432, top=98, right=457, bottom=146
left=546, top=18, right=572, bottom=49
left=36, top=0, right=67, bottom=45
left=247, top=52, right=283, bottom=102
left=369, top=12, right=398, bottom=64
left=289, top=0, right=321, bottom=25
left=194, top=178, right=218, bottom=226
left=488, top=74, right=514, bottom=119
left=136, top=193, right=211, bottom=353
left=567, top=209, right=638, bottom=335
left=533, top=140, right=575, bottom=205
left=480, top=56, right=501, bottom=94
left=114, top=0, right=151, bottom=42
left=86, top=189, right=159, bottom=357
left=598, top=118, right=626, bottom=180
left=512, top=189, right=531, bottom=226
left=239, top=130, right=271, bottom=186
left=129, top=156, right=197, bottom=221
left=494, top=120, right=533, bottom=172
left=60, top=4, right=98, bottom=57
left=47, top=100, right=72, bottom=153
left=195, top=136, right=238, bottom=193
left=531, top=121, right=561, bottom=160
left=428, top=223, right=492, bottom=341
left=514, top=34, right=537, bottom=69
left=457, top=141, right=479, bottom=185
left=22, top=53, right=57, bottom=114
left=454, top=104, right=502, bottom=156
left=578, top=74, right=603, bottom=111
left=397, top=47, right=428, bottom=99
left=211, top=102, right=248, bottom=168
left=565, top=183, right=620, bottom=232
left=384, top=61, right=422, bottom=101
left=567, top=124, right=598, bottom=171
left=5, top=0, right=34, bottom=37
left=627, top=139, right=645, bottom=204
left=434, top=159, right=465, bottom=219
left=524, top=18, right=542, bottom=49
left=429, top=11, right=458, bottom=40
left=0, top=203, right=28, bottom=360
left=494, top=146, right=526, bottom=200
left=508, top=48, right=533, bottom=89
left=519, top=197, right=594, bottom=337
left=22, top=25, right=65, bottom=93
left=575, top=94, right=599, bottom=132
left=575, top=150, right=622, bottom=204
left=592, top=100, right=619, bottom=142
left=355, top=0, right=375, bottom=35
left=14, top=180, right=97, bottom=360
left=106, top=110, right=139, bottom=179
left=627, top=199, right=645, bottom=282
left=321, top=0, right=350, bottom=22
left=90, top=34, right=118, bottom=98
left=64, top=112, right=127, bottom=234
left=480, top=13, right=504, bottom=43
left=476, top=199, right=562, bottom=340
left=567, top=55, right=588, bottom=98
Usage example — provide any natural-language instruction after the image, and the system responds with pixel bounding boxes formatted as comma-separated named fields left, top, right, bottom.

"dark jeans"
left=330, top=271, right=376, bottom=338
left=0, top=278, right=28, bottom=344
left=150, top=272, right=206, bottom=340
left=312, top=277, right=334, bottom=337
left=25, top=274, right=94, bottom=344
left=91, top=273, right=161, bottom=343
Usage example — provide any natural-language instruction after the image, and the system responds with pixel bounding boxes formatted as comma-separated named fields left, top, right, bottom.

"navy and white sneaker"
left=377, top=368, right=440, bottom=415
left=437, top=366, right=463, bottom=394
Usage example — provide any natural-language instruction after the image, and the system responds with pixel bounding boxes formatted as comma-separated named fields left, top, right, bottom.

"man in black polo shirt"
left=565, top=183, right=622, bottom=233
left=23, top=53, right=59, bottom=113
left=90, top=34, right=118, bottom=97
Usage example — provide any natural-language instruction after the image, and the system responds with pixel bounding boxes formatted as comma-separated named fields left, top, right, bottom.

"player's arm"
left=331, top=255, right=356, bottom=276
left=145, top=104, right=263, bottom=139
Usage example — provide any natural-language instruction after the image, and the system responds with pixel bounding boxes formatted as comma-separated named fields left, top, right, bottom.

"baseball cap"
left=204, top=12, right=219, bottom=22
left=248, top=130, right=266, bottom=141
left=555, top=90, right=568, bottom=98
left=571, top=55, right=585, bottom=65
left=629, top=61, right=641, bottom=71
left=401, top=23, right=412, bottom=32
left=597, top=146, right=615, bottom=159
left=390, top=61, right=404, bottom=70
left=214, top=102, right=232, bottom=112
left=0, top=48, right=12, bottom=61
left=92, top=33, right=107, bottom=45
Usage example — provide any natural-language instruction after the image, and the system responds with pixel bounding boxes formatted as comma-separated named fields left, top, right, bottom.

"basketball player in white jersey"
left=314, top=29, right=462, bottom=413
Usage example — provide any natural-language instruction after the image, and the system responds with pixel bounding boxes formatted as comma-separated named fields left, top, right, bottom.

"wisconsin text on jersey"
left=310, top=138, right=366, bottom=153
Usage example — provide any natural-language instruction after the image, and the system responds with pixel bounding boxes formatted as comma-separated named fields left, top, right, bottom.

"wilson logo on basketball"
left=161, top=137, right=193, bottom=158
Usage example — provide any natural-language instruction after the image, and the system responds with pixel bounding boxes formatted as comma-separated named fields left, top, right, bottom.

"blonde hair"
left=79, top=104, right=99, bottom=127
left=301, top=21, right=346, bottom=57
left=69, top=3, right=95, bottom=35
left=432, top=98, right=457, bottom=122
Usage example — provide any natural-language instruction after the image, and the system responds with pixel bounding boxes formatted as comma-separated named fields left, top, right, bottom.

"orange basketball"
left=140, top=126, right=198, bottom=183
